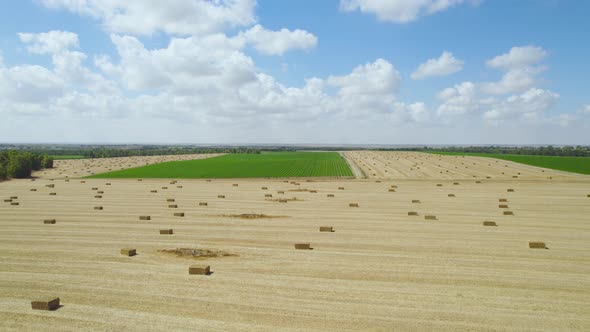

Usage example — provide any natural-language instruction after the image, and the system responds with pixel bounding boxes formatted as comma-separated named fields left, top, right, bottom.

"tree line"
left=379, top=146, right=590, bottom=157
left=21, top=147, right=260, bottom=159
left=0, top=151, right=54, bottom=181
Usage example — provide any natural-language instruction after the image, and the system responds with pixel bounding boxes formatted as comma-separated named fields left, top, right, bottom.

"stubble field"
left=1, top=151, right=589, bottom=331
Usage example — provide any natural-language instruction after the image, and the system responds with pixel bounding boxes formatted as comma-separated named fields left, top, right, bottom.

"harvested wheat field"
left=343, top=151, right=585, bottom=180
left=35, top=154, right=224, bottom=180
left=1, top=155, right=590, bottom=331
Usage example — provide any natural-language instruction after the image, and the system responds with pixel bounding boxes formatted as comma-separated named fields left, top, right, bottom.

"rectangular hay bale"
left=44, top=219, right=56, bottom=224
left=529, top=241, right=546, bottom=249
left=31, top=297, right=60, bottom=311
left=294, top=243, right=311, bottom=250
left=160, top=229, right=174, bottom=235
left=408, top=211, right=418, bottom=216
left=483, top=221, right=497, bottom=226
left=120, top=248, right=136, bottom=256
left=319, top=226, right=334, bottom=232
left=503, top=211, right=514, bottom=215
left=199, top=202, right=208, bottom=206
left=94, top=206, right=103, bottom=210
left=425, top=215, right=437, bottom=220
left=168, top=204, right=178, bottom=208
left=174, top=212, right=185, bottom=217
left=499, top=204, right=509, bottom=208
left=189, top=265, right=210, bottom=275
left=218, top=195, right=225, bottom=198
left=349, top=203, right=359, bottom=207
left=139, top=216, right=151, bottom=220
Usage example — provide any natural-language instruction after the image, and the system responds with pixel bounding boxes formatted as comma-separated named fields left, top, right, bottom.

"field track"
left=1, top=152, right=589, bottom=330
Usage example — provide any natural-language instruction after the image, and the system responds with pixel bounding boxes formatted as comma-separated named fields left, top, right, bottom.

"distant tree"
left=42, top=155, right=54, bottom=168
left=0, top=164, right=6, bottom=180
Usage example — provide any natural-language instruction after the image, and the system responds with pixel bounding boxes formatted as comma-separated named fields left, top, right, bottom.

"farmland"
left=427, top=151, right=590, bottom=175
left=50, top=155, right=86, bottom=160
left=87, top=152, right=353, bottom=179
left=1, top=151, right=590, bottom=330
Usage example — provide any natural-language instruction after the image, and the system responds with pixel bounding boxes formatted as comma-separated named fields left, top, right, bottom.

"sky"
left=0, top=0, right=589, bottom=145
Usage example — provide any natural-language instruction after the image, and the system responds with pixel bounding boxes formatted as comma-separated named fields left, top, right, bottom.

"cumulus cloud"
left=328, top=58, right=401, bottom=96
left=18, top=30, right=79, bottom=54
left=40, top=0, right=257, bottom=36
left=340, top=0, right=470, bottom=23
left=240, top=25, right=317, bottom=55
left=486, top=45, right=547, bottom=69
left=411, top=51, right=463, bottom=80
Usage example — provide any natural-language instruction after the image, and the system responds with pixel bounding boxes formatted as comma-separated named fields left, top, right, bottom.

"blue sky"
left=0, top=0, right=589, bottom=144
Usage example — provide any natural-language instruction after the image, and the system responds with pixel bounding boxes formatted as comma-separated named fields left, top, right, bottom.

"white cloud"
left=411, top=51, right=463, bottom=80
left=240, top=25, right=317, bottom=55
left=482, top=88, right=559, bottom=122
left=328, top=58, right=401, bottom=96
left=486, top=45, right=547, bottom=69
left=18, top=30, right=79, bottom=54
left=340, top=0, right=469, bottom=23
left=40, top=0, right=257, bottom=36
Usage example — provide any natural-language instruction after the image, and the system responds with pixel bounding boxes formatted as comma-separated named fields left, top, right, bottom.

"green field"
left=428, top=152, right=590, bottom=175
left=87, top=152, right=353, bottom=179
left=50, top=155, right=85, bottom=160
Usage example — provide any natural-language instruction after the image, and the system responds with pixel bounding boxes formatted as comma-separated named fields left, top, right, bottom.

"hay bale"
left=294, top=243, right=311, bottom=250
left=174, top=212, right=185, bottom=217
left=97, top=191, right=104, bottom=194
left=448, top=194, right=455, bottom=197
left=424, top=215, right=437, bottom=220
left=43, top=219, right=56, bottom=224
left=388, top=189, right=396, bottom=192
left=91, top=187, right=98, bottom=190
left=476, top=181, right=482, bottom=183
left=94, top=195, right=102, bottom=198
left=94, top=206, right=103, bottom=210
left=529, top=241, right=546, bottom=249
left=10, top=196, right=18, bottom=199
left=218, top=195, right=225, bottom=198
left=319, top=226, right=334, bottom=232
left=177, top=186, right=183, bottom=188
left=233, top=184, right=239, bottom=187
left=139, top=216, right=151, bottom=220
left=199, top=202, right=208, bottom=206
left=265, top=194, right=273, bottom=198
left=327, top=194, right=335, bottom=197
left=349, top=203, right=359, bottom=207
left=30, top=189, right=37, bottom=192
left=338, top=187, right=345, bottom=190
left=436, top=184, right=443, bottom=187
left=50, top=193, right=57, bottom=196
left=168, top=204, right=178, bottom=208
left=483, top=221, right=497, bottom=227
left=31, top=297, right=60, bottom=311
left=390, top=185, right=398, bottom=188
left=507, top=189, right=514, bottom=192
left=453, top=182, right=460, bottom=185
left=120, top=248, right=136, bottom=256
left=499, top=198, right=508, bottom=202
left=188, top=265, right=210, bottom=275
left=166, top=198, right=175, bottom=202
left=261, top=187, right=268, bottom=190
left=138, top=179, right=143, bottom=181
left=162, top=187, right=168, bottom=190
left=412, top=200, right=420, bottom=203
left=3, top=199, right=12, bottom=202
left=106, top=183, right=111, bottom=186
left=499, top=204, right=509, bottom=208
left=160, top=229, right=174, bottom=235
left=503, top=211, right=514, bottom=215
left=150, top=190, right=158, bottom=193
left=80, top=181, right=86, bottom=183
left=277, top=191, right=284, bottom=194
left=408, top=211, right=418, bottom=216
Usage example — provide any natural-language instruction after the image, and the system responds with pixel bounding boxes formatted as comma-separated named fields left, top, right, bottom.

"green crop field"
left=87, top=152, right=353, bottom=179
left=50, top=155, right=86, bottom=160
left=428, top=152, right=590, bottom=175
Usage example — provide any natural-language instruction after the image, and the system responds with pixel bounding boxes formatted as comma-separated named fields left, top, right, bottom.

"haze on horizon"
left=1, top=0, right=589, bottom=145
